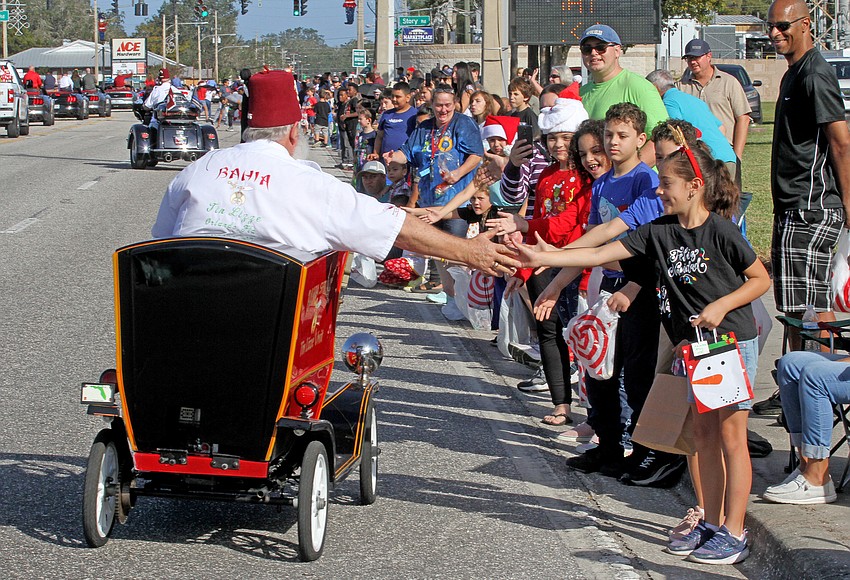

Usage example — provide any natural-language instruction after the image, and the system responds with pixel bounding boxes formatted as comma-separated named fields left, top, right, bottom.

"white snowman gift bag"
left=682, top=330, right=753, bottom=414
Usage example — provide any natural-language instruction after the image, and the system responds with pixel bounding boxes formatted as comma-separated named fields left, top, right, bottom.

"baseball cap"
left=579, top=24, right=622, bottom=45
left=683, top=39, right=711, bottom=57
left=358, top=160, right=386, bottom=176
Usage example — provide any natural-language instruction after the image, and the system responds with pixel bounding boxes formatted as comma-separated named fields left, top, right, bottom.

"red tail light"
left=33, top=98, right=43, bottom=105
left=88, top=95, right=99, bottom=102
left=7, top=89, right=13, bottom=103
left=140, top=132, right=149, bottom=139
left=99, top=369, right=118, bottom=385
left=207, top=133, right=216, bottom=139
left=67, top=95, right=77, bottom=103
left=294, top=383, right=320, bottom=410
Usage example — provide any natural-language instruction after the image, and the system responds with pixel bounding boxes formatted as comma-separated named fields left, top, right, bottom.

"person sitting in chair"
left=763, top=350, right=850, bottom=504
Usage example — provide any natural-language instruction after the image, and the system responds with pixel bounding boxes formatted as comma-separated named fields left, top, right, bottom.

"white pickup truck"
left=0, top=60, right=29, bottom=137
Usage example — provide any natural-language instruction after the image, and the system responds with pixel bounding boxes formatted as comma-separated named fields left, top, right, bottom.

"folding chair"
left=774, top=316, right=850, bottom=492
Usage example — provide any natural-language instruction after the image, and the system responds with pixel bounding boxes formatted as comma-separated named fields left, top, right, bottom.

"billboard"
left=401, top=27, right=434, bottom=44
left=510, top=0, right=661, bottom=46
left=112, top=38, right=147, bottom=62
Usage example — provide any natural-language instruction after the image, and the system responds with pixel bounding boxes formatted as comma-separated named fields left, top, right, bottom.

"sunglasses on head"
left=766, top=15, right=806, bottom=32
left=580, top=42, right=616, bottom=55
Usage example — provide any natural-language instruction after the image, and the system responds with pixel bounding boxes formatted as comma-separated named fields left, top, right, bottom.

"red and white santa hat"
left=538, top=89, right=588, bottom=135
left=480, top=115, right=520, bottom=144
left=247, top=68, right=302, bottom=128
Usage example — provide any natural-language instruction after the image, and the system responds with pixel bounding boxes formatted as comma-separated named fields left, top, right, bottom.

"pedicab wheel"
left=129, top=137, right=146, bottom=169
left=297, top=440, right=329, bottom=562
left=359, top=403, right=378, bottom=505
left=82, top=429, right=122, bottom=547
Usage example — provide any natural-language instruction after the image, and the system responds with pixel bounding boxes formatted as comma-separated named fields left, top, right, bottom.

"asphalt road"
left=0, top=114, right=761, bottom=578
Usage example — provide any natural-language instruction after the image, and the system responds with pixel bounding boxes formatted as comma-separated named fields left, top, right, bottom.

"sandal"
left=541, top=412, right=572, bottom=426
left=409, top=281, right=443, bottom=294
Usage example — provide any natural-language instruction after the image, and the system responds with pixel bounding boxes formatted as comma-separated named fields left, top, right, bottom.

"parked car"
left=824, top=57, right=850, bottom=116
left=0, top=60, right=30, bottom=137
left=82, top=89, right=112, bottom=117
left=50, top=89, right=90, bottom=120
left=681, top=63, right=763, bottom=124
left=26, top=90, right=54, bottom=126
left=714, top=64, right=763, bottom=124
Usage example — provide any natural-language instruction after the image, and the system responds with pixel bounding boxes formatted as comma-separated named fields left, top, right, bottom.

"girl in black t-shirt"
left=516, top=141, right=771, bottom=566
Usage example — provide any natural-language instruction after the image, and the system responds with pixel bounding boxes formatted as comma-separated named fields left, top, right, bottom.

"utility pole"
left=213, top=10, right=219, bottom=81
left=93, top=0, right=99, bottom=80
left=162, top=14, right=166, bottom=65
left=175, top=14, right=180, bottom=66
left=197, top=23, right=201, bottom=80
left=2, top=0, right=6, bottom=59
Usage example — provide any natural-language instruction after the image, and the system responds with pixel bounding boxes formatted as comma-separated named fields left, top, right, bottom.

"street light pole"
left=175, top=14, right=179, bottom=66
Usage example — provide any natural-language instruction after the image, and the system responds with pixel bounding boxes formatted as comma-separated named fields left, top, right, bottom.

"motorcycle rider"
left=143, top=69, right=174, bottom=131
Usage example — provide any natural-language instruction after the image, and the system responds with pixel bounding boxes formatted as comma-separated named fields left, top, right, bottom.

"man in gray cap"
left=678, top=39, right=751, bottom=176
left=578, top=24, right=668, bottom=166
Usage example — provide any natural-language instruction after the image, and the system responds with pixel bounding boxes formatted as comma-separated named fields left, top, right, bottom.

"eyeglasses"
left=766, top=15, right=807, bottom=32
left=580, top=43, right=616, bottom=55
left=549, top=74, right=561, bottom=79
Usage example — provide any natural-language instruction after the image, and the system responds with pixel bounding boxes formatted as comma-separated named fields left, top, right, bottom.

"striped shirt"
left=499, top=142, right=550, bottom=218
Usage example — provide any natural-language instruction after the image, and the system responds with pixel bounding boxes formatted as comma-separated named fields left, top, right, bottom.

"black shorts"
left=771, top=208, right=844, bottom=313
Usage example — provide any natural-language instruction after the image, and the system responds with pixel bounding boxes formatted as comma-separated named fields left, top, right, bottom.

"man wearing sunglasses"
left=578, top=24, right=667, bottom=167
left=678, top=39, right=751, bottom=185
left=768, top=0, right=850, bottom=349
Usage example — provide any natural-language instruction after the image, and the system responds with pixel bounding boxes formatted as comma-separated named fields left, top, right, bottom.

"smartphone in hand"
left=517, top=123, right=534, bottom=145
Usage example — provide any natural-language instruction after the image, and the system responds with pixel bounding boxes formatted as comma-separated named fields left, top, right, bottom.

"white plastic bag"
left=498, top=291, right=534, bottom=359
left=832, top=228, right=850, bottom=312
left=350, top=253, right=377, bottom=288
left=566, top=296, right=619, bottom=380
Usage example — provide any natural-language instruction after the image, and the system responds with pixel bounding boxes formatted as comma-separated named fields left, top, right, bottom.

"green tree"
left=7, top=0, right=127, bottom=55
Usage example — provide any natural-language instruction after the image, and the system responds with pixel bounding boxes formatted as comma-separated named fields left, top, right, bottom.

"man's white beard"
left=292, top=132, right=310, bottom=160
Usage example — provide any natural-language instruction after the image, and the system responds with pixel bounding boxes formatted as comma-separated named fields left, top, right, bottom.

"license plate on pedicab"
left=81, top=383, right=116, bottom=404
left=174, top=134, right=188, bottom=146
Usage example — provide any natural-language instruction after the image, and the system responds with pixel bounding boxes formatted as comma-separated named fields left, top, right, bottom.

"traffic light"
left=194, top=0, right=209, bottom=18
left=134, top=2, right=148, bottom=16
left=300, top=0, right=307, bottom=15
left=111, top=0, right=118, bottom=15
left=240, top=0, right=249, bottom=15
left=292, top=0, right=300, bottom=16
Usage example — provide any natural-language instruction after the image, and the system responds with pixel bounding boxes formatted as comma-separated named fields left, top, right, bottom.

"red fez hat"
left=158, top=68, right=169, bottom=79
left=247, top=68, right=301, bottom=128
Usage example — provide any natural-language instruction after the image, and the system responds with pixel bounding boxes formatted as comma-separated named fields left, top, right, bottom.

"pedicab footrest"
left=134, top=451, right=269, bottom=478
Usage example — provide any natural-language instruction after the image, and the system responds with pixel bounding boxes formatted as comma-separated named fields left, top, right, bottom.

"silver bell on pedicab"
left=343, top=333, right=384, bottom=376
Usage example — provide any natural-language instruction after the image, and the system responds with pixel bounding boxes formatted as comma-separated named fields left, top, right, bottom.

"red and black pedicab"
left=80, top=237, right=382, bottom=561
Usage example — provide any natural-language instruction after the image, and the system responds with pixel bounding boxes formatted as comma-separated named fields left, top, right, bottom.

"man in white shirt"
left=152, top=69, right=517, bottom=273
left=58, top=72, right=73, bottom=91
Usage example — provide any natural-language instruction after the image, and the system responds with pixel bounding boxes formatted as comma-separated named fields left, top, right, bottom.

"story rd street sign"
left=399, top=15, right=430, bottom=26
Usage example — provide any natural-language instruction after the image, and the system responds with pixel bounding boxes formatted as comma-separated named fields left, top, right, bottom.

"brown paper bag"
left=632, top=374, right=695, bottom=456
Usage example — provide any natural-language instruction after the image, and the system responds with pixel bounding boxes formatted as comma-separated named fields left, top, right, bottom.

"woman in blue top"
left=389, top=84, right=485, bottom=316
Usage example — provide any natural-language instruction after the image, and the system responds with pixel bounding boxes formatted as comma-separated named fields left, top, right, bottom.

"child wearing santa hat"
left=487, top=92, right=591, bottom=427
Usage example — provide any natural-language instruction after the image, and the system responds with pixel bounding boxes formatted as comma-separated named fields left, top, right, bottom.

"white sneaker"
left=763, top=473, right=837, bottom=504
left=768, top=468, right=801, bottom=492
left=441, top=298, right=465, bottom=321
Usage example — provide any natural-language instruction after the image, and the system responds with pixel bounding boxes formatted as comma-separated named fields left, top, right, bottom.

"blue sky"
left=119, top=0, right=379, bottom=47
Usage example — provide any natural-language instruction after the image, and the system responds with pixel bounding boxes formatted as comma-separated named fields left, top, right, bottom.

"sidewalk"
left=311, top=144, right=850, bottom=579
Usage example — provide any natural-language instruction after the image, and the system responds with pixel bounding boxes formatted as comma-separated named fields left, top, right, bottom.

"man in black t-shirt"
left=339, top=83, right=361, bottom=169
left=769, top=0, right=850, bottom=349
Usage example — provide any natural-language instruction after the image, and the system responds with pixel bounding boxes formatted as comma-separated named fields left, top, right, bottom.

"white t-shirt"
left=144, top=81, right=172, bottom=109
left=151, top=140, right=406, bottom=260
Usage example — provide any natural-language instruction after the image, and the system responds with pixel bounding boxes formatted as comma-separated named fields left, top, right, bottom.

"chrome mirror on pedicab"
left=343, top=333, right=383, bottom=385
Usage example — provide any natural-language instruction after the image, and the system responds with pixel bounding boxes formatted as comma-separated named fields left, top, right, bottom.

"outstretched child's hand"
left=533, top=284, right=561, bottom=321
left=504, top=275, right=524, bottom=298
left=486, top=211, right=525, bottom=235
left=509, top=140, right=534, bottom=166
left=691, top=300, right=729, bottom=331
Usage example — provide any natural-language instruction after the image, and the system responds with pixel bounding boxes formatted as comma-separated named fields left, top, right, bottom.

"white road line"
left=77, top=181, right=98, bottom=190
left=0, top=218, right=39, bottom=233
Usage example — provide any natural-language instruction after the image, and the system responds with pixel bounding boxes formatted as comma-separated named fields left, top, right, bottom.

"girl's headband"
left=668, top=124, right=703, bottom=182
